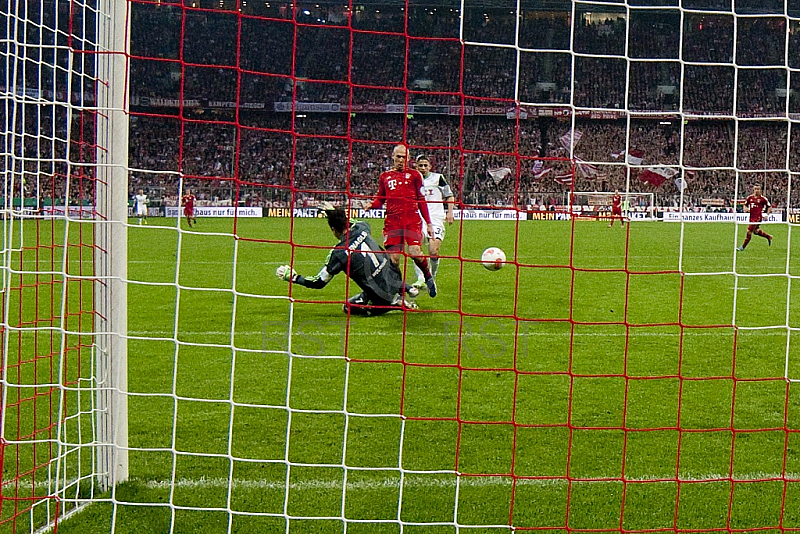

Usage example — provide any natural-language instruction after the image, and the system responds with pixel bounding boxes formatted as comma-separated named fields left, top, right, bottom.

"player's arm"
left=276, top=249, right=344, bottom=289
left=440, top=177, right=455, bottom=224
left=367, top=175, right=386, bottom=210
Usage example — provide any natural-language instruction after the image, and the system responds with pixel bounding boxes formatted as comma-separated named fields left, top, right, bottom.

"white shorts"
left=422, top=219, right=445, bottom=242
left=136, top=205, right=147, bottom=216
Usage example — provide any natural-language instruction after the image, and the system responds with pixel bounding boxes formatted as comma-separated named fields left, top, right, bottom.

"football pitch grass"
left=6, top=216, right=800, bottom=533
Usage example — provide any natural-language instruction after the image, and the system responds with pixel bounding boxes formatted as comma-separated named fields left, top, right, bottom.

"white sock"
left=413, top=263, right=425, bottom=283
left=431, top=257, right=439, bottom=279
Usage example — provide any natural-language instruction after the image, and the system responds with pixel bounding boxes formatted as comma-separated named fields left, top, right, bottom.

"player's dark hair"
left=415, top=154, right=430, bottom=163
left=324, top=206, right=349, bottom=234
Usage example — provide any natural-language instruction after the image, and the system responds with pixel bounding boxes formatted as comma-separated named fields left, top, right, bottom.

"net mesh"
left=1, top=2, right=102, bottom=531
left=4, top=0, right=800, bottom=532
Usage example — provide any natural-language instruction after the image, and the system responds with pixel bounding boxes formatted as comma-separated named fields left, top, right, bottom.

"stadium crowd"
left=5, top=1, right=800, bottom=212
left=122, top=112, right=800, bottom=210
left=127, top=4, right=800, bottom=112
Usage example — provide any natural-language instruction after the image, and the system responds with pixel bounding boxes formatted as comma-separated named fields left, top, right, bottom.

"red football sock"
left=413, top=256, right=432, bottom=280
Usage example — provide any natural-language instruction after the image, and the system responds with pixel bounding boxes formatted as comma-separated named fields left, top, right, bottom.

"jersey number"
left=360, top=242, right=380, bottom=267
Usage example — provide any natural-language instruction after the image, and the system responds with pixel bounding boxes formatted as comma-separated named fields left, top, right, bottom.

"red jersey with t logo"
left=369, top=169, right=431, bottom=225
left=744, top=194, right=769, bottom=222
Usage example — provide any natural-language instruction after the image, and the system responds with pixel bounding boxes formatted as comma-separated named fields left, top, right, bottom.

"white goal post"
left=568, top=191, right=656, bottom=221
left=0, top=0, right=129, bottom=528
left=94, top=0, right=130, bottom=492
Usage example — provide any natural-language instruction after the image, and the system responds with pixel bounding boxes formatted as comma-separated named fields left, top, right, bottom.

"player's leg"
left=412, top=221, right=429, bottom=288
left=385, top=244, right=403, bottom=266
left=343, top=291, right=415, bottom=316
left=754, top=228, right=773, bottom=245
left=405, top=226, right=432, bottom=281
left=427, top=223, right=444, bottom=280
left=343, top=292, right=373, bottom=316
left=407, top=238, right=436, bottom=297
left=384, top=227, right=404, bottom=265
left=739, top=225, right=756, bottom=250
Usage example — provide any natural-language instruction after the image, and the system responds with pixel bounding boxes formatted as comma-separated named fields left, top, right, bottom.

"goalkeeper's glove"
left=276, top=265, right=297, bottom=282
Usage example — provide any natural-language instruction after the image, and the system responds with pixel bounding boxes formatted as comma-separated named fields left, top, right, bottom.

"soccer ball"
left=481, top=247, right=506, bottom=271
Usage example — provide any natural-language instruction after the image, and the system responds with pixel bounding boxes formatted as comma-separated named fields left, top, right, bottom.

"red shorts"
left=184, top=207, right=194, bottom=218
left=383, top=219, right=423, bottom=249
left=611, top=207, right=622, bottom=216
left=747, top=223, right=760, bottom=232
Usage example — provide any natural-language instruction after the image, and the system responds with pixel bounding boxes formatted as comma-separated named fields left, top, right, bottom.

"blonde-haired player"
left=412, top=154, right=455, bottom=290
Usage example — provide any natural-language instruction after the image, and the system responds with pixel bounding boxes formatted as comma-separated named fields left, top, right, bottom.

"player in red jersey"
left=608, top=190, right=624, bottom=228
left=737, top=185, right=772, bottom=251
left=182, top=189, right=197, bottom=227
left=366, top=144, right=437, bottom=297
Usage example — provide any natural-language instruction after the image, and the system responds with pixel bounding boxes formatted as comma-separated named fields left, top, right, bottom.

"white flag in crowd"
left=554, top=173, right=573, bottom=185
left=611, top=148, right=645, bottom=165
left=531, top=160, right=552, bottom=180
left=575, top=158, right=598, bottom=179
left=559, top=130, right=583, bottom=150
left=487, top=167, right=512, bottom=184
left=675, top=176, right=688, bottom=192
left=639, top=166, right=678, bottom=187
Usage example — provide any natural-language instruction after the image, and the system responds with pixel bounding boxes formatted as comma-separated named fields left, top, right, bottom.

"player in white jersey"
left=412, top=155, right=455, bottom=290
left=134, top=189, right=148, bottom=225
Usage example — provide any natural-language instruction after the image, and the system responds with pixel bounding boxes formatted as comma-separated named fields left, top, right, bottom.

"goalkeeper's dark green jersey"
left=293, top=220, right=404, bottom=303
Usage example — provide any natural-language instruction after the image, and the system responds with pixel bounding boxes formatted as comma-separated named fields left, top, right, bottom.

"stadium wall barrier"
left=529, top=211, right=648, bottom=221
left=455, top=209, right=527, bottom=220
left=164, top=206, right=263, bottom=217
left=265, top=208, right=387, bottom=218
left=262, top=207, right=526, bottom=220
left=38, top=206, right=96, bottom=219
left=127, top=207, right=162, bottom=217
left=662, top=212, right=783, bottom=223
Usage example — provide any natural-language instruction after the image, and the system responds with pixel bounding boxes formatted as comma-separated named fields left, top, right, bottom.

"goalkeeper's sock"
left=430, top=257, right=439, bottom=279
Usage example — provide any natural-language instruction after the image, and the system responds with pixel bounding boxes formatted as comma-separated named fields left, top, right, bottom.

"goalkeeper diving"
left=276, top=206, right=418, bottom=316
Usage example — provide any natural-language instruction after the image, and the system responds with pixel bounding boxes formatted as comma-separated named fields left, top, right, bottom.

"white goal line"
left=8, top=471, right=799, bottom=495
left=129, top=329, right=795, bottom=338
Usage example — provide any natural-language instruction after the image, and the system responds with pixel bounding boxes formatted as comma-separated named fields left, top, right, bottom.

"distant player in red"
left=367, top=144, right=437, bottom=297
left=182, top=189, right=197, bottom=227
left=737, top=185, right=772, bottom=250
left=608, top=190, right=624, bottom=228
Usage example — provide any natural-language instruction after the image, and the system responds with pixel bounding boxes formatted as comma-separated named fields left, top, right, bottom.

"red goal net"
left=4, top=0, right=799, bottom=532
